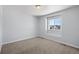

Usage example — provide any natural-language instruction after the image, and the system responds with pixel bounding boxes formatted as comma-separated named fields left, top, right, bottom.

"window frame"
left=47, top=15, right=62, bottom=31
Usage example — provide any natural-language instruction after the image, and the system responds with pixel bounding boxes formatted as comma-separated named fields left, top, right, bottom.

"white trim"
left=47, top=15, right=62, bottom=31
left=2, top=35, right=37, bottom=45
left=40, top=35, right=79, bottom=49
left=2, top=35, right=79, bottom=49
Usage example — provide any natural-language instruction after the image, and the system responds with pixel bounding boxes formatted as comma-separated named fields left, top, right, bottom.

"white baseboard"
left=2, top=35, right=79, bottom=49
left=40, top=35, right=79, bottom=49
left=2, top=35, right=37, bottom=45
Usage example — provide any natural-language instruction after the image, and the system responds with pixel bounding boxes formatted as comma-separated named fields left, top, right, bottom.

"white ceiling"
left=3, top=5, right=73, bottom=16
left=26, top=5, right=73, bottom=16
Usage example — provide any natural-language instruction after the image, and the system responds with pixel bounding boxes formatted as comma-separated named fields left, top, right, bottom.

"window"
left=47, top=16, right=62, bottom=31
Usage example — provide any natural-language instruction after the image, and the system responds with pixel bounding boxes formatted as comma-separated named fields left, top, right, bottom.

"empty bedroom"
left=0, top=5, right=79, bottom=54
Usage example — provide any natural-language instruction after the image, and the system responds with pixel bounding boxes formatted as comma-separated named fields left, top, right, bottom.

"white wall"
left=38, top=6, right=79, bottom=48
left=2, top=6, right=39, bottom=44
left=0, top=6, right=2, bottom=52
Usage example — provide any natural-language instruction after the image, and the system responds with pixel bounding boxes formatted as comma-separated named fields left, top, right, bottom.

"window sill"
left=47, top=30, right=62, bottom=38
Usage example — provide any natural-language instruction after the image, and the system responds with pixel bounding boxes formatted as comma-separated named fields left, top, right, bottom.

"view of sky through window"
left=48, top=17, right=62, bottom=25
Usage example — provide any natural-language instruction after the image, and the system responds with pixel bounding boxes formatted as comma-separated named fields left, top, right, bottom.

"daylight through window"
left=47, top=16, right=62, bottom=31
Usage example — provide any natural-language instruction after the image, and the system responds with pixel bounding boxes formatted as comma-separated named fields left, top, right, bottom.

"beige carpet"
left=1, top=37, right=79, bottom=54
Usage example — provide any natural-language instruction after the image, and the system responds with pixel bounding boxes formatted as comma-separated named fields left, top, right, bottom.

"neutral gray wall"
left=0, top=6, right=2, bottom=52
left=2, top=6, right=39, bottom=44
left=38, top=6, right=79, bottom=48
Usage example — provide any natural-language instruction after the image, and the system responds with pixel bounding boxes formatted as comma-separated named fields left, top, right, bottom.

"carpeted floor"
left=1, top=37, right=79, bottom=54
